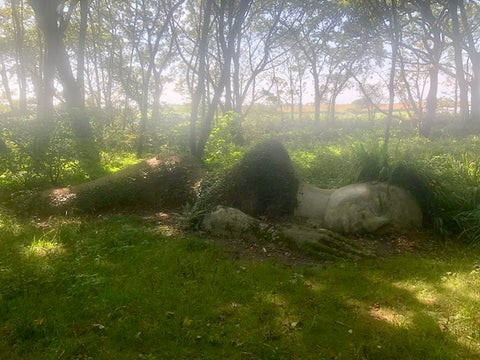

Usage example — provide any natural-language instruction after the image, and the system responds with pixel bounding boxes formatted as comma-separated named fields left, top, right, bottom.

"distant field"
left=281, top=103, right=433, bottom=115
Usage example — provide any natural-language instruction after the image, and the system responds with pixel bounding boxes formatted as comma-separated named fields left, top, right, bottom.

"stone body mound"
left=202, top=205, right=373, bottom=259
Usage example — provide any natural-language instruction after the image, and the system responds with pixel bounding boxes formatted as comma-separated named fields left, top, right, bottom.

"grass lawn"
left=1, top=211, right=480, bottom=359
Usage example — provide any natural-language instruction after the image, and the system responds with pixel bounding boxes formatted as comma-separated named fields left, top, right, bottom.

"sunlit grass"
left=1, top=213, right=480, bottom=358
left=22, top=236, right=65, bottom=257
left=101, top=151, right=140, bottom=173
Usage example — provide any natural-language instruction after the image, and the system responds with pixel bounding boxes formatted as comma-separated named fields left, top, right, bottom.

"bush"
left=0, top=112, right=90, bottom=187
left=204, top=112, right=246, bottom=172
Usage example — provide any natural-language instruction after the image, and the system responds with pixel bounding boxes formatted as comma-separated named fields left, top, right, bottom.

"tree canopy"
left=0, top=0, right=479, bottom=175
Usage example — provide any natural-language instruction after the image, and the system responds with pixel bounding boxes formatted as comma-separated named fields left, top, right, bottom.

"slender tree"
left=384, top=0, right=400, bottom=155
left=447, top=0, right=469, bottom=123
left=29, top=0, right=100, bottom=175
left=402, top=0, right=447, bottom=137
left=458, top=0, right=480, bottom=122
left=117, top=0, right=183, bottom=157
left=10, top=0, right=27, bottom=111
left=283, top=1, right=342, bottom=125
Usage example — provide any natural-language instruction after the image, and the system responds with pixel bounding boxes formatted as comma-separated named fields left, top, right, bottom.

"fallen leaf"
left=182, top=318, right=192, bottom=328
left=33, top=318, right=44, bottom=326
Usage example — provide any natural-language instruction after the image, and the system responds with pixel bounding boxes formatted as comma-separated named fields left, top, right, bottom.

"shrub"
left=204, top=112, right=246, bottom=172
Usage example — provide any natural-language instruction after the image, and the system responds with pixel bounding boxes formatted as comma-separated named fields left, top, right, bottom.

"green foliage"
left=42, top=115, right=89, bottom=184
left=289, top=145, right=355, bottom=189
left=0, top=113, right=88, bottom=187
left=204, top=112, right=246, bottom=172
left=352, top=141, right=388, bottom=182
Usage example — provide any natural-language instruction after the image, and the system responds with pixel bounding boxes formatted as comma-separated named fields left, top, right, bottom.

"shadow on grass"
left=1, top=212, right=479, bottom=359
left=286, top=258, right=479, bottom=359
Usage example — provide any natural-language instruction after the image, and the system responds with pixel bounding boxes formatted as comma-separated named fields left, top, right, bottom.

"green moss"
left=193, top=139, right=299, bottom=222
left=74, top=156, right=202, bottom=212
left=28, top=155, right=203, bottom=215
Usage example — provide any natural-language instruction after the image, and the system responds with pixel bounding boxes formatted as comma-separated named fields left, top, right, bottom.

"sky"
left=160, top=75, right=454, bottom=106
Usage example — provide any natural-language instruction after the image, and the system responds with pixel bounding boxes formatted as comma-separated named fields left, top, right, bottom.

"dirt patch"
left=353, top=230, right=438, bottom=257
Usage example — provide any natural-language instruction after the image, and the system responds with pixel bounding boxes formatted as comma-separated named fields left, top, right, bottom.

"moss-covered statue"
left=23, top=138, right=424, bottom=260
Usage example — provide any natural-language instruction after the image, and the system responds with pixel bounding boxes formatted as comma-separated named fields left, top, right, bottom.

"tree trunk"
left=398, top=46, right=422, bottom=122
left=136, top=86, right=149, bottom=158
left=190, top=0, right=212, bottom=157
left=418, top=1, right=444, bottom=138
left=194, top=0, right=250, bottom=159
left=384, top=0, right=398, bottom=157
left=151, top=70, right=162, bottom=123
left=224, top=59, right=233, bottom=112
left=458, top=0, right=480, bottom=122
left=471, top=55, right=480, bottom=122
left=196, top=79, right=226, bottom=159
left=231, top=32, right=242, bottom=114
left=122, top=94, right=129, bottom=130
left=31, top=0, right=57, bottom=164
left=449, top=0, right=469, bottom=123
left=329, top=93, right=337, bottom=124
left=30, top=0, right=100, bottom=175
left=77, top=0, right=88, bottom=104
left=0, top=55, right=15, bottom=111
left=290, top=89, right=295, bottom=123
left=11, top=0, right=27, bottom=111
left=313, top=68, right=321, bottom=126
left=299, top=69, right=303, bottom=122
left=56, top=40, right=100, bottom=175
left=420, top=63, right=438, bottom=138
left=90, top=10, right=103, bottom=108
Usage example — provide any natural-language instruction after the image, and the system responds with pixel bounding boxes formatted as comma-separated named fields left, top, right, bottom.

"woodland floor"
left=1, top=208, right=480, bottom=359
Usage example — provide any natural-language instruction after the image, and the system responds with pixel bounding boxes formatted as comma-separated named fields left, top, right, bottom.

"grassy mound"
left=34, top=155, right=203, bottom=214
left=193, top=139, right=299, bottom=222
